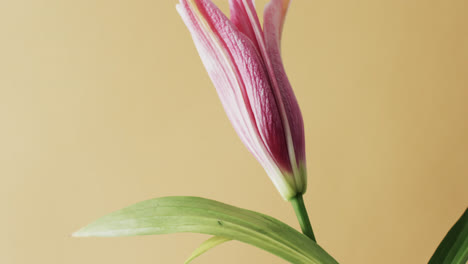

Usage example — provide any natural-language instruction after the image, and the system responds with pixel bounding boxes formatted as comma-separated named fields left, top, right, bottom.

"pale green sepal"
left=185, top=236, right=231, bottom=264
left=73, top=196, right=338, bottom=264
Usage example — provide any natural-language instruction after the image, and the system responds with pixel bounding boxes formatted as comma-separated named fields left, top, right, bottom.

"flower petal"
left=228, top=0, right=261, bottom=50
left=177, top=0, right=297, bottom=199
left=264, top=0, right=306, bottom=192
left=230, top=0, right=306, bottom=191
left=264, top=0, right=291, bottom=48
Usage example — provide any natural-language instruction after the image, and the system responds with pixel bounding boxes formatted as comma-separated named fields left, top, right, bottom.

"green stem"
left=290, top=194, right=316, bottom=242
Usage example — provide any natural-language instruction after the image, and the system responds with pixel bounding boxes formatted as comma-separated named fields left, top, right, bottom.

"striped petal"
left=177, top=0, right=297, bottom=199
left=264, top=0, right=307, bottom=192
left=229, top=0, right=307, bottom=192
left=228, top=0, right=259, bottom=49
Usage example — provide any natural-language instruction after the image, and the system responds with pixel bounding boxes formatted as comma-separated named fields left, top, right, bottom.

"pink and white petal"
left=231, top=0, right=303, bottom=190
left=264, top=0, right=291, bottom=49
left=228, top=0, right=260, bottom=51
left=192, top=0, right=301, bottom=177
left=264, top=0, right=307, bottom=192
left=177, top=0, right=297, bottom=198
left=177, top=0, right=255, bottom=157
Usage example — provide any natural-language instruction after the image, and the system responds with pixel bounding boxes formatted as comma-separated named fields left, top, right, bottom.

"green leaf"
left=73, top=196, right=338, bottom=264
left=429, top=208, right=468, bottom=264
left=185, top=236, right=231, bottom=264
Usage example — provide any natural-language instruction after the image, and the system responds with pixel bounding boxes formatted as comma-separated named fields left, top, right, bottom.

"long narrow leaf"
left=429, top=208, right=468, bottom=264
left=185, top=236, right=231, bottom=264
left=73, top=196, right=338, bottom=264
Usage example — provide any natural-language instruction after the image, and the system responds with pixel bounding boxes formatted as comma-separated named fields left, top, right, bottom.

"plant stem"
left=290, top=194, right=316, bottom=242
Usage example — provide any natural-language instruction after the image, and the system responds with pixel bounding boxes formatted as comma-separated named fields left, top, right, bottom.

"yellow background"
left=1, top=0, right=467, bottom=263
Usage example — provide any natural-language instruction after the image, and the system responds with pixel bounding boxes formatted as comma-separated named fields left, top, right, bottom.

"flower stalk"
left=290, top=194, right=316, bottom=242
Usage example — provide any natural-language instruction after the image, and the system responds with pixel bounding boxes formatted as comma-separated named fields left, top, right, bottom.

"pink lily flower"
left=177, top=0, right=306, bottom=200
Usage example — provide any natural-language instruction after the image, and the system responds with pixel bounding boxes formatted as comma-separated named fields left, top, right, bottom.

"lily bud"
left=177, top=0, right=306, bottom=200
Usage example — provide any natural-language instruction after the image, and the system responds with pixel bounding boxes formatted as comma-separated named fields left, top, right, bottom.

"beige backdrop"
left=1, top=0, right=467, bottom=263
